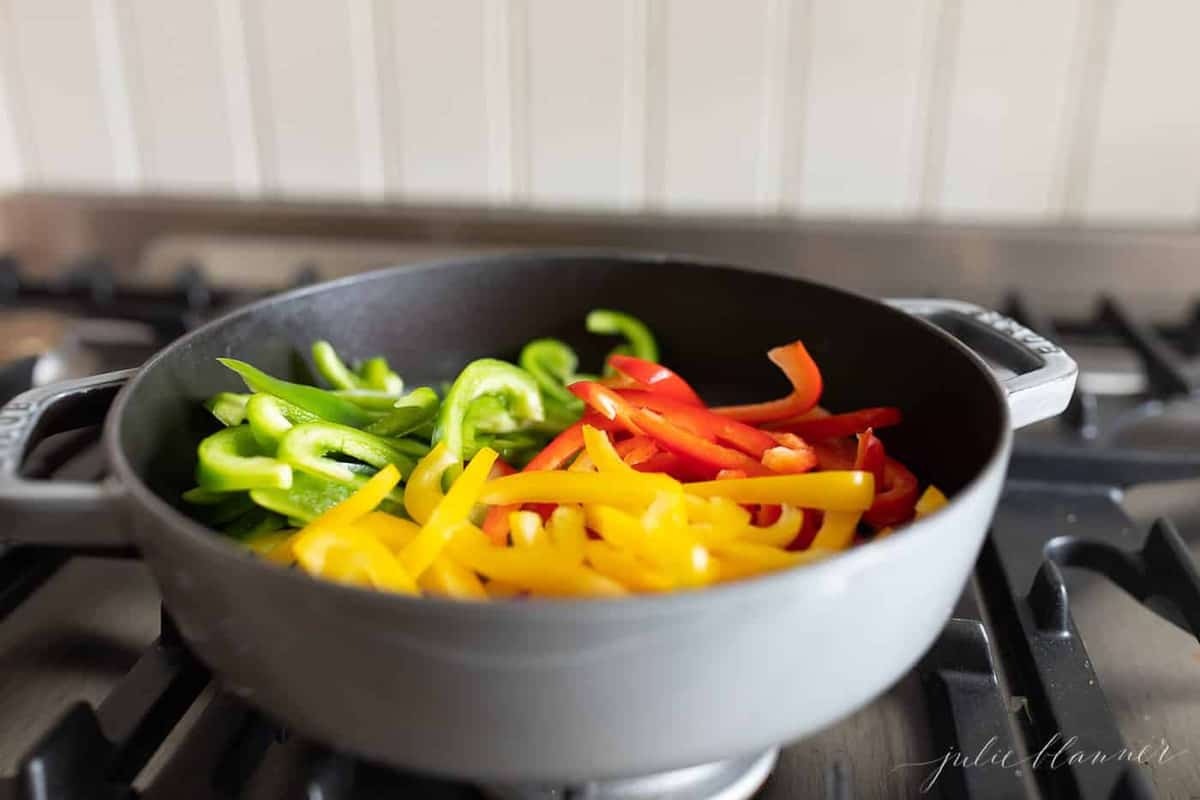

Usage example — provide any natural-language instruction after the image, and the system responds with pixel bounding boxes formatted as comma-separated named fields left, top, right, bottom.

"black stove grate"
left=1, top=257, right=1199, bottom=798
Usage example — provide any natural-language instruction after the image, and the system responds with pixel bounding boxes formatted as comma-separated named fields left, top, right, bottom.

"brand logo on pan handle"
left=968, top=309, right=1062, bottom=355
left=0, top=400, right=37, bottom=474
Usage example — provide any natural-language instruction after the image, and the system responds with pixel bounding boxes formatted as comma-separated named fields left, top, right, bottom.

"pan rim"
left=104, top=250, right=1012, bottom=619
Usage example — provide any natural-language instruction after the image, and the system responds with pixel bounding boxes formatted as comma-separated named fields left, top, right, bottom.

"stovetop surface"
left=2, top=201, right=1200, bottom=799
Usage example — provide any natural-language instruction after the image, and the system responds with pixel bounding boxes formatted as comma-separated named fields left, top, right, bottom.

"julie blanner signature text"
left=893, top=732, right=1186, bottom=793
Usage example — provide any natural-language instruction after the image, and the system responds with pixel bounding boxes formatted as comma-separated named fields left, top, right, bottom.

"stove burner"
left=483, top=749, right=778, bottom=800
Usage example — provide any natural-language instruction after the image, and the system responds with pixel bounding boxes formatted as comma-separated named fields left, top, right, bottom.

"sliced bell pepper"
left=448, top=523, right=626, bottom=598
left=607, top=355, right=702, bottom=405
left=915, top=485, right=948, bottom=518
left=863, top=458, right=921, bottom=528
left=714, top=542, right=831, bottom=581
left=245, top=394, right=320, bottom=448
left=418, top=554, right=487, bottom=600
left=571, top=382, right=772, bottom=476
left=761, top=432, right=818, bottom=474
left=222, top=507, right=287, bottom=539
left=854, top=429, right=886, bottom=487
left=767, top=406, right=902, bottom=439
left=205, top=392, right=250, bottom=426
left=509, top=510, right=549, bottom=547
left=614, top=435, right=658, bottom=466
left=809, top=510, right=862, bottom=551
left=520, top=338, right=584, bottom=408
left=433, top=359, right=544, bottom=462
left=546, top=505, right=586, bottom=563
left=614, top=389, right=778, bottom=457
left=587, top=309, right=659, bottom=367
left=684, top=470, right=875, bottom=510
left=399, top=447, right=498, bottom=579
left=480, top=471, right=669, bottom=508
left=358, top=356, right=404, bottom=394
left=219, top=358, right=374, bottom=427
left=312, top=340, right=366, bottom=390
left=741, top=504, right=804, bottom=547
left=365, top=387, right=440, bottom=437
left=404, top=441, right=459, bottom=525
left=713, top=340, right=823, bottom=424
left=250, top=472, right=360, bottom=523
left=333, top=389, right=407, bottom=411
left=583, top=540, right=673, bottom=592
left=305, top=463, right=401, bottom=529
left=350, top=510, right=421, bottom=551
left=196, top=425, right=293, bottom=492
left=292, top=527, right=418, bottom=594
left=277, top=422, right=413, bottom=489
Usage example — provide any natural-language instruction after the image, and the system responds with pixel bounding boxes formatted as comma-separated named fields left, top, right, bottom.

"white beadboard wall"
left=0, top=0, right=1196, bottom=224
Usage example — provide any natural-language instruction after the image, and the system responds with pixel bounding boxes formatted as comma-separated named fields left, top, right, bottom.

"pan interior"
left=114, top=255, right=1005, bottom=520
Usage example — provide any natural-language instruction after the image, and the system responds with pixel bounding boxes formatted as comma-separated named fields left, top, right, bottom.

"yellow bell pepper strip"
left=583, top=541, right=674, bottom=592
left=642, top=493, right=713, bottom=586
left=249, top=472, right=360, bottom=523
left=277, top=422, right=414, bottom=489
left=485, top=579, right=524, bottom=599
left=306, top=464, right=401, bottom=529
left=449, top=524, right=627, bottom=598
left=585, top=502, right=706, bottom=585
left=520, top=338, right=584, bottom=408
left=349, top=510, right=420, bottom=552
left=205, top=392, right=250, bottom=426
left=358, top=355, right=404, bottom=394
left=874, top=526, right=896, bottom=540
left=546, top=505, right=586, bottom=563
left=915, top=485, right=949, bottom=518
left=509, top=510, right=549, bottom=547
left=433, top=359, right=544, bottom=461
left=399, top=447, right=498, bottom=579
left=714, top=545, right=832, bottom=582
left=196, top=426, right=293, bottom=492
left=245, top=393, right=320, bottom=448
left=419, top=555, right=488, bottom=600
left=365, top=387, right=439, bottom=437
left=480, top=471, right=669, bottom=508
left=242, top=528, right=292, bottom=555
left=568, top=452, right=596, bottom=472
left=809, top=511, right=862, bottom=552
left=312, top=340, right=366, bottom=390
left=581, top=424, right=683, bottom=493
left=585, top=505, right=653, bottom=554
left=740, top=504, right=805, bottom=547
left=292, top=527, right=418, bottom=594
left=684, top=470, right=875, bottom=510
left=219, top=358, right=374, bottom=427
left=587, top=309, right=659, bottom=367
left=404, top=441, right=459, bottom=525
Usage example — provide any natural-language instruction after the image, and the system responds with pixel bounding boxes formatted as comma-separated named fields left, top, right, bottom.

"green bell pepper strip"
left=196, top=426, right=293, bottom=492
left=586, top=309, right=658, bottom=373
left=519, top=338, right=583, bottom=407
left=387, top=437, right=433, bottom=459
left=250, top=472, right=358, bottom=522
left=365, top=387, right=439, bottom=437
left=183, top=489, right=256, bottom=526
left=250, top=471, right=405, bottom=522
left=218, top=358, right=373, bottom=427
left=332, top=389, right=406, bottom=411
left=276, top=422, right=414, bottom=491
left=222, top=507, right=287, bottom=539
left=204, top=392, right=250, bottom=426
left=182, top=486, right=233, bottom=505
left=433, top=359, right=544, bottom=461
left=476, top=431, right=544, bottom=466
left=312, top=340, right=365, bottom=390
left=359, top=356, right=403, bottom=394
left=245, top=394, right=320, bottom=449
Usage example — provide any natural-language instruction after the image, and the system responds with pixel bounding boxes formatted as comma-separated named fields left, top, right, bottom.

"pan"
left=0, top=253, right=1076, bottom=783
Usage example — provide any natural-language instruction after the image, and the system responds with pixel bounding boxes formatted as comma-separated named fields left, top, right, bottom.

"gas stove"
left=1, top=194, right=1199, bottom=799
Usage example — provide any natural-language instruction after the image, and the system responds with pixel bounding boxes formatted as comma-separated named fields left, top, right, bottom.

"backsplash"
left=1, top=0, right=1197, bottom=224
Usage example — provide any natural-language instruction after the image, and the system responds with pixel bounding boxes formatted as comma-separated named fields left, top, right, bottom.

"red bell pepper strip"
left=854, top=429, right=886, bottom=487
left=788, top=509, right=823, bottom=551
left=572, top=382, right=773, bottom=477
left=607, top=355, right=704, bottom=406
left=633, top=451, right=717, bottom=482
left=812, top=438, right=857, bottom=470
left=615, top=389, right=778, bottom=457
left=761, top=432, right=818, bottom=474
left=712, top=340, right=823, bottom=424
left=767, top=406, right=902, bottom=439
left=755, top=503, right=782, bottom=526
left=614, top=434, right=659, bottom=466
left=863, top=457, right=920, bottom=528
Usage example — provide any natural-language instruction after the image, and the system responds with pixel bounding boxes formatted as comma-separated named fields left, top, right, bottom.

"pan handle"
left=0, top=369, right=135, bottom=551
left=886, top=298, right=1078, bottom=429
